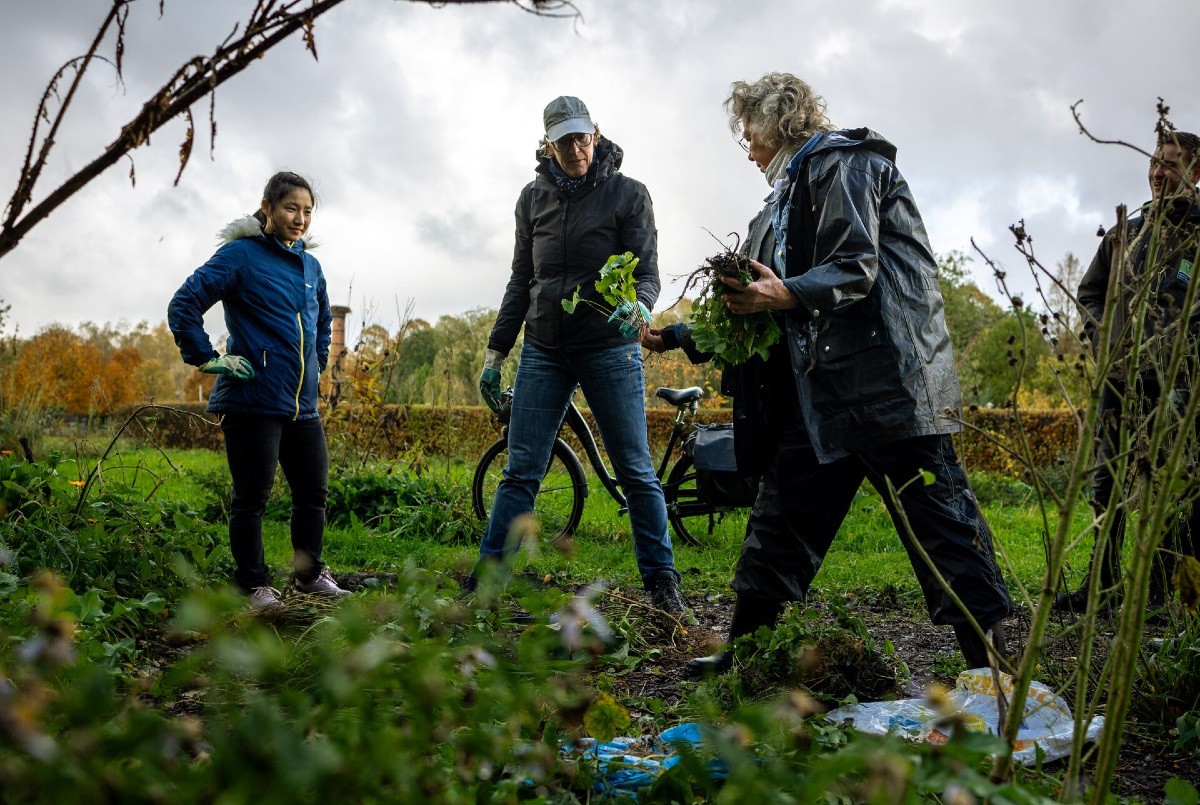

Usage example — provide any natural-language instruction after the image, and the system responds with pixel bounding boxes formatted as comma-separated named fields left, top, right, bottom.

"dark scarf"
left=547, top=155, right=594, bottom=198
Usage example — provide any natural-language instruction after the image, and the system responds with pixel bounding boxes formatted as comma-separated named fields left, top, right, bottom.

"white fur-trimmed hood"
left=216, top=214, right=318, bottom=249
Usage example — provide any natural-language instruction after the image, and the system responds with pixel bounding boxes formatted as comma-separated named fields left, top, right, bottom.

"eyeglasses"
left=551, top=132, right=594, bottom=151
left=737, top=138, right=749, bottom=153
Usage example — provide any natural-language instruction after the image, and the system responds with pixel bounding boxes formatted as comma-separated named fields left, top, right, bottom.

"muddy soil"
left=597, top=587, right=1199, bottom=804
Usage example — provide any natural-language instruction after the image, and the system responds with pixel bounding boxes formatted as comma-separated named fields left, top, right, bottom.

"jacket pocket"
left=812, top=323, right=903, bottom=407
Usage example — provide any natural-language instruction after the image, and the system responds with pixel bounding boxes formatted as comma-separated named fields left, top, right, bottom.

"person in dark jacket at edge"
left=1053, top=130, right=1200, bottom=615
left=642, top=72, right=1012, bottom=673
left=168, top=171, right=349, bottom=610
left=469, top=96, right=691, bottom=620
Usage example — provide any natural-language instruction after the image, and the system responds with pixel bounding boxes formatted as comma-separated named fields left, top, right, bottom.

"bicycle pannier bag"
left=690, top=424, right=758, bottom=507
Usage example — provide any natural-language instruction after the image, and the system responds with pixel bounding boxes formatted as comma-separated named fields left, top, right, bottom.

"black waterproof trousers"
left=220, top=413, right=329, bottom=592
left=1088, top=378, right=1200, bottom=599
left=731, top=414, right=1013, bottom=630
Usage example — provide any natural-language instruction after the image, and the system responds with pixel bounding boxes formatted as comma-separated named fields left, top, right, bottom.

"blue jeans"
left=478, top=342, right=677, bottom=585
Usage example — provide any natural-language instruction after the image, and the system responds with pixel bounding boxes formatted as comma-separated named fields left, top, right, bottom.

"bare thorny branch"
left=969, top=99, right=1200, bottom=798
left=0, top=0, right=580, bottom=261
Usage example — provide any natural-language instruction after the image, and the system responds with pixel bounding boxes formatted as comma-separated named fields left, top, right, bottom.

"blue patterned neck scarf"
left=548, top=156, right=591, bottom=197
left=770, top=132, right=826, bottom=277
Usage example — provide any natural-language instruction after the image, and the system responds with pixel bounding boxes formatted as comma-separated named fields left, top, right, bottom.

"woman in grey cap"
left=470, top=96, right=689, bottom=620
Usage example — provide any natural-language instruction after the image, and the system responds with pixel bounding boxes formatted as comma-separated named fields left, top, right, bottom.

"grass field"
left=14, top=438, right=1195, bottom=802
left=47, top=438, right=1095, bottom=607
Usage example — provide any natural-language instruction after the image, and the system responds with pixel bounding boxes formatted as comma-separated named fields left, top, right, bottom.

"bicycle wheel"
left=471, top=437, right=587, bottom=544
left=664, top=453, right=743, bottom=546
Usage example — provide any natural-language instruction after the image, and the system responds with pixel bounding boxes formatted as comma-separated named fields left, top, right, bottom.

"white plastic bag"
left=826, top=668, right=1105, bottom=765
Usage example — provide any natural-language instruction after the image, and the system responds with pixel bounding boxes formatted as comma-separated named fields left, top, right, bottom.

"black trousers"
left=731, top=420, right=1013, bottom=630
left=1090, top=378, right=1200, bottom=594
left=220, top=413, right=329, bottom=592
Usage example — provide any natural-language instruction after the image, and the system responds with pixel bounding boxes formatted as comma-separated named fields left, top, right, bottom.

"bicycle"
left=471, top=385, right=756, bottom=546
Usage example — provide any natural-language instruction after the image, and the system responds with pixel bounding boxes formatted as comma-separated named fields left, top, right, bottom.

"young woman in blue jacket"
left=168, top=171, right=348, bottom=608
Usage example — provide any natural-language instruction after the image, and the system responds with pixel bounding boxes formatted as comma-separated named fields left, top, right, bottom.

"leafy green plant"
left=731, top=599, right=906, bottom=703
left=561, top=251, right=645, bottom=332
left=0, top=450, right=70, bottom=520
left=682, top=239, right=780, bottom=366
left=8, top=584, right=170, bottom=676
left=312, top=466, right=477, bottom=545
left=0, top=452, right=227, bottom=605
left=1175, top=711, right=1200, bottom=755
left=1130, top=616, right=1200, bottom=750
left=0, top=567, right=1073, bottom=804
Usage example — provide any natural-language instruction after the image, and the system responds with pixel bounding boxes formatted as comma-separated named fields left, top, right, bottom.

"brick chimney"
left=330, top=305, right=351, bottom=365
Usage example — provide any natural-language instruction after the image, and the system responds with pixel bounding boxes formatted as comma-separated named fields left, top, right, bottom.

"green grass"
left=44, top=437, right=1097, bottom=602
left=15, top=440, right=1196, bottom=802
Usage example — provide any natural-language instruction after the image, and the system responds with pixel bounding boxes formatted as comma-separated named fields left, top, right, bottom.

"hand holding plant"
left=679, top=233, right=781, bottom=366
left=607, top=299, right=650, bottom=338
left=561, top=252, right=650, bottom=337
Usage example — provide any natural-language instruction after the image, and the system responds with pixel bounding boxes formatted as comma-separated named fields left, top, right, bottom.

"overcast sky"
left=1, top=0, right=1197, bottom=347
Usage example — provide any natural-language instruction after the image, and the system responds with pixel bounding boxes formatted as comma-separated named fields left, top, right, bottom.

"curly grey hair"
left=725, top=72, right=834, bottom=152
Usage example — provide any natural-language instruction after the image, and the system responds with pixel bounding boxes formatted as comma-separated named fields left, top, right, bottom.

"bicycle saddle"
left=655, top=386, right=704, bottom=406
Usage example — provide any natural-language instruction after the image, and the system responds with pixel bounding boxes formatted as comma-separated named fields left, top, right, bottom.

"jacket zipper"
left=558, top=199, right=570, bottom=340
left=292, top=311, right=304, bottom=420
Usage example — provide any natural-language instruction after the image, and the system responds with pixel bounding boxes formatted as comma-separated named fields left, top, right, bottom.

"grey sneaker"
left=249, top=586, right=283, bottom=609
left=294, top=567, right=351, bottom=596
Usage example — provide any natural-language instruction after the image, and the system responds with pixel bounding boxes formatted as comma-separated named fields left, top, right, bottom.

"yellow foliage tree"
left=6, top=325, right=102, bottom=413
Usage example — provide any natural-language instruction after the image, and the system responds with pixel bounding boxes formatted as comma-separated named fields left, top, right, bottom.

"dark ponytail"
left=253, top=171, right=316, bottom=224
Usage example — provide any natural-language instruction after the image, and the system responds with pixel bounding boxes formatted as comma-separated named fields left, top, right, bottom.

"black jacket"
left=487, top=138, right=660, bottom=355
left=673, top=130, right=962, bottom=469
left=1077, top=196, right=1200, bottom=382
left=764, top=129, right=961, bottom=464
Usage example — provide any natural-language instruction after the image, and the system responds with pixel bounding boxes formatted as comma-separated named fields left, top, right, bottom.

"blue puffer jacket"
left=168, top=216, right=332, bottom=420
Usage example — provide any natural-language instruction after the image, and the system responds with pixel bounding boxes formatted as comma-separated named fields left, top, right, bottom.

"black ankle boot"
left=954, top=621, right=1008, bottom=670
left=686, top=594, right=783, bottom=676
left=1051, top=577, right=1120, bottom=614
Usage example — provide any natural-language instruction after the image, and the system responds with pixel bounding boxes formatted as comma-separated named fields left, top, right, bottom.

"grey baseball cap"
left=544, top=96, right=594, bottom=142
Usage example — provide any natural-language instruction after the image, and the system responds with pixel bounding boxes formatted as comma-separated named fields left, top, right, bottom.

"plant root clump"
left=673, top=232, right=781, bottom=367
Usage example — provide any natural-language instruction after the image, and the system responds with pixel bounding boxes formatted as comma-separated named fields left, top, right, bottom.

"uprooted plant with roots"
left=673, top=231, right=781, bottom=366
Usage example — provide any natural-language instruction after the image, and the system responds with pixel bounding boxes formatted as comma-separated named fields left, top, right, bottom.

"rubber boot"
left=954, top=621, right=1008, bottom=670
left=686, top=594, right=783, bottom=676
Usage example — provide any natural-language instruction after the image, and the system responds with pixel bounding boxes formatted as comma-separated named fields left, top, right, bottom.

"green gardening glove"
left=200, top=354, right=256, bottom=381
left=608, top=300, right=652, bottom=339
left=479, top=349, right=506, bottom=412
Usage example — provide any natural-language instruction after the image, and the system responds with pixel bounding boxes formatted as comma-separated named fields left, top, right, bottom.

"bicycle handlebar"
left=497, top=388, right=515, bottom=425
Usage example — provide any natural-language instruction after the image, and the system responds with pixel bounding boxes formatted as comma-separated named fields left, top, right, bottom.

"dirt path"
left=597, top=589, right=1199, bottom=804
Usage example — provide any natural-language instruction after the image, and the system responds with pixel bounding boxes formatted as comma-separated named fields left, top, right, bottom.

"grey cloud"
left=415, top=209, right=502, bottom=261
left=1, top=0, right=1198, bottom=341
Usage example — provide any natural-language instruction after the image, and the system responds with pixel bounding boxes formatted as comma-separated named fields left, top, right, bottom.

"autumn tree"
left=125, top=320, right=206, bottom=402
left=1044, top=251, right=1087, bottom=345
left=7, top=325, right=103, bottom=413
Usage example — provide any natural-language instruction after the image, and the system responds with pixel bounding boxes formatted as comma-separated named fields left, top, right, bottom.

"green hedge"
left=109, top=402, right=1081, bottom=478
